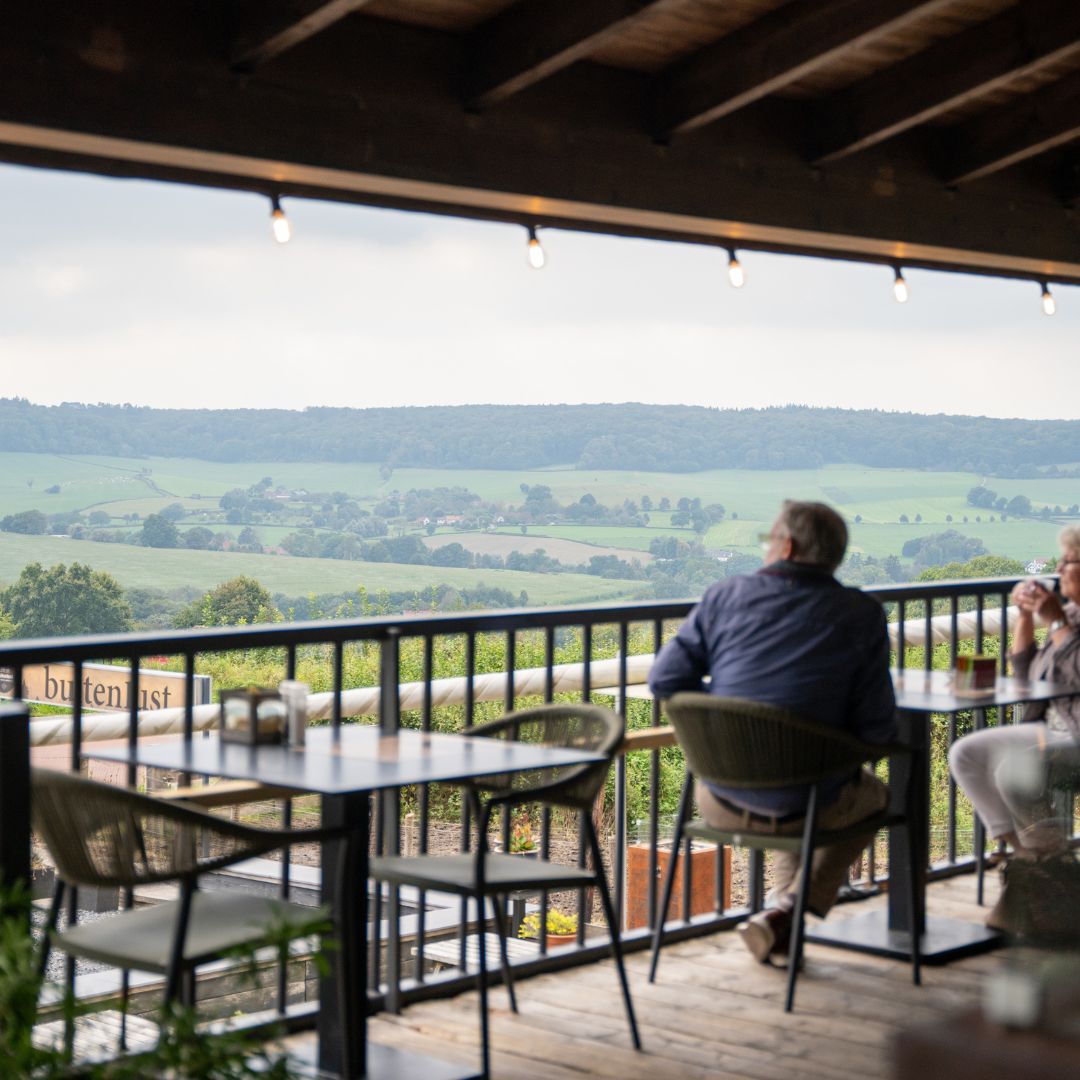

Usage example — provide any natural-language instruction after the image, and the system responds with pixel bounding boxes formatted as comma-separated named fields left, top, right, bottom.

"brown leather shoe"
left=738, top=908, right=793, bottom=965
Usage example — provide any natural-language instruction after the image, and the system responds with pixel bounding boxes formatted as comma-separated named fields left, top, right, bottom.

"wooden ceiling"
left=2, top=1, right=1079, bottom=282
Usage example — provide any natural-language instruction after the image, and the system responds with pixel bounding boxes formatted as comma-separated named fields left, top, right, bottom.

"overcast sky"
left=1, top=162, right=1076, bottom=420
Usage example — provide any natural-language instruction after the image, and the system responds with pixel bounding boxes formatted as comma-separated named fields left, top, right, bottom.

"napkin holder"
left=220, top=687, right=286, bottom=745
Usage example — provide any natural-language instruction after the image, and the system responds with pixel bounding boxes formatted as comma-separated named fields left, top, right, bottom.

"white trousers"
left=948, top=722, right=1073, bottom=851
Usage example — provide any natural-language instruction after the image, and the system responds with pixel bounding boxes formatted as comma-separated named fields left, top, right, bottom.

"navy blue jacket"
left=648, top=561, right=896, bottom=814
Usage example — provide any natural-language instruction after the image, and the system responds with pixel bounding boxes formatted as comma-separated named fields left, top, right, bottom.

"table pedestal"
left=806, top=909, right=1002, bottom=963
left=805, top=709, right=1004, bottom=963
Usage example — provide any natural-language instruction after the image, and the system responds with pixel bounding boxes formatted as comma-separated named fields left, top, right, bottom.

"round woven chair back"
left=665, top=693, right=871, bottom=790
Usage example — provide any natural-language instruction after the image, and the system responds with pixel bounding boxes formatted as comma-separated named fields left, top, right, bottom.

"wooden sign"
left=0, top=662, right=211, bottom=712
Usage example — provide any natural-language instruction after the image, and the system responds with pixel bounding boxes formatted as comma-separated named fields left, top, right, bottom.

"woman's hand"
left=1013, top=581, right=1066, bottom=624
left=1029, top=585, right=1067, bottom=626
left=1011, top=582, right=1039, bottom=614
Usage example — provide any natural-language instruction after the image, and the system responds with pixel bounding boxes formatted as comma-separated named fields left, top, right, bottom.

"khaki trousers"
left=696, top=768, right=888, bottom=917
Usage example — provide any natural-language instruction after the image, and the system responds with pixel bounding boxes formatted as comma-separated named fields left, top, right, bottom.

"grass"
left=1, top=454, right=1076, bottom=586
left=0, top=533, right=646, bottom=603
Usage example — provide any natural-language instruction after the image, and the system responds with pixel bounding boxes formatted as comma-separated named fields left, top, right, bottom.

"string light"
left=892, top=265, right=909, bottom=303
left=726, top=248, right=745, bottom=288
left=526, top=225, right=545, bottom=269
left=270, top=195, right=291, bottom=244
left=1040, top=281, right=1056, bottom=316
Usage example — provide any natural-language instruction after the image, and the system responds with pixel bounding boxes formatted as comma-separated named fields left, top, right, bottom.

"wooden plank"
left=1, top=9, right=1078, bottom=282
left=466, top=0, right=657, bottom=109
left=157, top=779, right=301, bottom=807
left=231, top=0, right=376, bottom=71
left=655, top=0, right=954, bottom=138
left=946, top=67, right=1080, bottom=185
left=618, top=726, right=676, bottom=753
left=813, top=0, right=1080, bottom=164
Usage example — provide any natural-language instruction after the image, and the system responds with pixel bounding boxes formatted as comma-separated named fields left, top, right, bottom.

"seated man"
left=648, top=500, right=896, bottom=964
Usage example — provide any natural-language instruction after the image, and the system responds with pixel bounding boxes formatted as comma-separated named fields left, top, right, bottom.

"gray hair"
left=775, top=500, right=848, bottom=573
left=1059, top=524, right=1080, bottom=556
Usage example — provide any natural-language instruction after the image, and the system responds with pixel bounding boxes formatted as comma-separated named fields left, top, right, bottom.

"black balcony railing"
left=0, top=575, right=1070, bottom=1038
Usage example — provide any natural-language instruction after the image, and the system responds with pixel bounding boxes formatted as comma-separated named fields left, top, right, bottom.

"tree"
left=160, top=502, right=186, bottom=523
left=854, top=514, right=862, bottom=524
left=658, top=497, right=671, bottom=511
left=183, top=526, right=214, bottom=549
left=236, top=526, right=262, bottom=552
left=966, top=486, right=997, bottom=509
left=141, top=513, right=180, bottom=548
left=899, top=514, right=909, bottom=523
left=914, top=513, right=922, bottom=523
left=0, top=562, right=132, bottom=638
left=0, top=510, right=47, bottom=535
left=640, top=495, right=653, bottom=511
left=173, top=576, right=280, bottom=628
left=917, top=554, right=1026, bottom=582
left=1006, top=494, right=1031, bottom=517
left=88, top=510, right=111, bottom=526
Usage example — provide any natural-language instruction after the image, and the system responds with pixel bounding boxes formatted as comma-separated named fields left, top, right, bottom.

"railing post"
left=0, top=703, right=31, bottom=900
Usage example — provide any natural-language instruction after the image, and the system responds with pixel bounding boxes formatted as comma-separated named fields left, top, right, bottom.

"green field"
left=0, top=533, right=644, bottom=603
left=2, top=455, right=1077, bottom=598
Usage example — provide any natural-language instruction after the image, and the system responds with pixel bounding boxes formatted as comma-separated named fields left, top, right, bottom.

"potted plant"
left=518, top=910, right=578, bottom=950
left=30, top=842, right=55, bottom=901
left=507, top=811, right=537, bottom=858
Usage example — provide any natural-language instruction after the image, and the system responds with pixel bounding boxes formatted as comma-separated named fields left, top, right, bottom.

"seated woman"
left=948, top=526, right=1080, bottom=927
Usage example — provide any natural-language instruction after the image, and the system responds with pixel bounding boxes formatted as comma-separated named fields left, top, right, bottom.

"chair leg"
left=585, top=819, right=642, bottom=1051
left=164, top=882, right=195, bottom=1006
left=649, top=772, right=693, bottom=984
left=975, top=818, right=986, bottom=905
left=119, top=970, right=130, bottom=1051
left=906, top=816, right=922, bottom=987
left=181, top=968, right=196, bottom=1009
left=490, top=894, right=518, bottom=1014
left=475, top=896, right=491, bottom=1080
left=785, top=786, right=820, bottom=1013
left=38, top=880, right=64, bottom=980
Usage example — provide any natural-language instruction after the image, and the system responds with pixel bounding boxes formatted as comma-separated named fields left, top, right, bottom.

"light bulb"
left=727, top=249, right=745, bottom=288
left=270, top=195, right=291, bottom=244
left=526, top=226, right=545, bottom=269
left=1041, top=282, right=1056, bottom=316
left=893, top=266, right=909, bottom=304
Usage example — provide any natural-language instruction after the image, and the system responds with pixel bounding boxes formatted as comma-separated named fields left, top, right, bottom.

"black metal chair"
left=32, top=767, right=344, bottom=1046
left=369, top=703, right=641, bottom=1078
left=648, top=693, right=922, bottom=1011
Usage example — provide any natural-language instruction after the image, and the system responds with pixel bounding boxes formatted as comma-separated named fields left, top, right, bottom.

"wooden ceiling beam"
left=465, top=0, right=656, bottom=109
left=812, top=0, right=1080, bottom=164
left=1061, top=152, right=1080, bottom=206
left=655, top=0, right=954, bottom=139
left=1, top=8, right=1077, bottom=282
left=231, top=0, right=376, bottom=71
left=946, top=68, right=1080, bottom=186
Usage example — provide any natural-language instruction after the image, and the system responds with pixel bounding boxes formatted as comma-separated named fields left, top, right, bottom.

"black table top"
left=81, top=725, right=605, bottom=795
left=891, top=669, right=1076, bottom=714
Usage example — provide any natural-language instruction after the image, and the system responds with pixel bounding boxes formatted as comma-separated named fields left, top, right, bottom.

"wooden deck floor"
left=357, top=875, right=1003, bottom=1080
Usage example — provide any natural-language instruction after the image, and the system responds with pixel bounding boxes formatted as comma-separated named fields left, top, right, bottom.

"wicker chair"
left=32, top=767, right=345, bottom=1044
left=369, top=703, right=641, bottom=1079
left=648, top=693, right=921, bottom=1011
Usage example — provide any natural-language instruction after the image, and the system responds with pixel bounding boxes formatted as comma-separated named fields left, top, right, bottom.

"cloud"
left=1, top=163, right=1077, bottom=420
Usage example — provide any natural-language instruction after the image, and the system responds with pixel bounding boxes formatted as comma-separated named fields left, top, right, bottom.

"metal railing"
left=0, top=574, right=1065, bottom=1029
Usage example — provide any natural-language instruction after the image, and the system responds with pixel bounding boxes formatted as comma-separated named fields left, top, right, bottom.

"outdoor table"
left=83, top=724, right=604, bottom=1080
left=805, top=669, right=1077, bottom=964
left=605, top=671, right=1076, bottom=964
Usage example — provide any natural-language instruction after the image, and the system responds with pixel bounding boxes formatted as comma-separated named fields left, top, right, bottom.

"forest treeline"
left=3, top=399, right=1078, bottom=475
